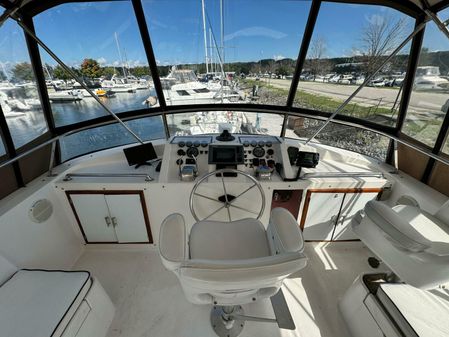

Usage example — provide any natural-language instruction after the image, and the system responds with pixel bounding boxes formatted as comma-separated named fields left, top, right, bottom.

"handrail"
left=63, top=172, right=154, bottom=182
left=301, top=172, right=384, bottom=179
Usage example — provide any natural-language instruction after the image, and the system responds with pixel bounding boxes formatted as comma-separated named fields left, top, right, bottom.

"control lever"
left=176, top=157, right=184, bottom=177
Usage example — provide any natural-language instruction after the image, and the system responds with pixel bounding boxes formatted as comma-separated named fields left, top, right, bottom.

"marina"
left=1, top=1, right=449, bottom=337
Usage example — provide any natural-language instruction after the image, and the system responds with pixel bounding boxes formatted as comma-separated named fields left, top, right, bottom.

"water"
left=52, top=89, right=155, bottom=126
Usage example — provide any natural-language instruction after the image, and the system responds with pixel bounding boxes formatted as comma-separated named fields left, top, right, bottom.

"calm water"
left=3, top=88, right=165, bottom=159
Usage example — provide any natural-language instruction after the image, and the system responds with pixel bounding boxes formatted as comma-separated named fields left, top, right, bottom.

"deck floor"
left=74, top=242, right=385, bottom=337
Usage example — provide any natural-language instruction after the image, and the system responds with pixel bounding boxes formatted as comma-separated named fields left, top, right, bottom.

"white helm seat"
left=158, top=208, right=308, bottom=306
left=190, top=218, right=270, bottom=260
left=352, top=199, right=449, bottom=289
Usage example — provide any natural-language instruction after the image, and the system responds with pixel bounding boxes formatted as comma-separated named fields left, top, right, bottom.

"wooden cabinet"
left=270, top=190, right=303, bottom=219
left=67, top=191, right=153, bottom=244
left=300, top=189, right=381, bottom=241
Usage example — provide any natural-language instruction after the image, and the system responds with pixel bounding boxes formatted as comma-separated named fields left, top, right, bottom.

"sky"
left=0, top=0, right=449, bottom=73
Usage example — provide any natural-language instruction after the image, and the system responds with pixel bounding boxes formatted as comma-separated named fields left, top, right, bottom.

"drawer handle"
left=104, top=216, right=111, bottom=227
left=111, top=217, right=118, bottom=227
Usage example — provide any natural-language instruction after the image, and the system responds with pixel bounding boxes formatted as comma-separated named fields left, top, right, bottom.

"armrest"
left=159, top=213, right=187, bottom=271
left=365, top=201, right=431, bottom=253
left=267, top=208, right=304, bottom=254
left=435, top=200, right=449, bottom=225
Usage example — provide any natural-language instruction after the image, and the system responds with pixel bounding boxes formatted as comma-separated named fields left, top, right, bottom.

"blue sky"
left=0, top=0, right=448, bottom=72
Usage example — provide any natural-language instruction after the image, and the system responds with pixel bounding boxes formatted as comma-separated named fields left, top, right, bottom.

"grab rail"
left=63, top=172, right=154, bottom=182
left=301, top=172, right=384, bottom=179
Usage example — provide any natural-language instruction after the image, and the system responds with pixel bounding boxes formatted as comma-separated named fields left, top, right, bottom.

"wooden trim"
left=299, top=187, right=383, bottom=233
left=65, top=190, right=153, bottom=244
left=66, top=191, right=90, bottom=243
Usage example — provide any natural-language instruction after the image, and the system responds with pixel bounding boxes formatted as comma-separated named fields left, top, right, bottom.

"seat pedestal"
left=211, top=305, right=245, bottom=337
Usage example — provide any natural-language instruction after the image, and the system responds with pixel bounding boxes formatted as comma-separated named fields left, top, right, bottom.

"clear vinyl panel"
left=0, top=20, right=48, bottom=148
left=166, top=111, right=284, bottom=137
left=403, top=7, right=449, bottom=148
left=0, top=137, right=5, bottom=156
left=285, top=116, right=390, bottom=161
left=60, top=115, right=165, bottom=161
left=294, top=2, right=414, bottom=128
left=33, top=1, right=158, bottom=127
left=142, top=0, right=311, bottom=106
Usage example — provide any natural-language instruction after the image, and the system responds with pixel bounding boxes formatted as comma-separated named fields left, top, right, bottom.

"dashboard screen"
left=208, top=145, right=244, bottom=165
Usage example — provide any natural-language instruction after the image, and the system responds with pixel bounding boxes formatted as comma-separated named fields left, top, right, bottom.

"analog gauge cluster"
left=241, top=138, right=277, bottom=169
left=174, top=137, right=210, bottom=166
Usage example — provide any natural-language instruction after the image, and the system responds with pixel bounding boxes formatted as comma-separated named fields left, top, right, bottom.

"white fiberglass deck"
left=74, top=242, right=386, bottom=337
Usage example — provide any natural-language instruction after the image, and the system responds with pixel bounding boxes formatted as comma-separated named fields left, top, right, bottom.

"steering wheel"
left=189, top=169, right=265, bottom=222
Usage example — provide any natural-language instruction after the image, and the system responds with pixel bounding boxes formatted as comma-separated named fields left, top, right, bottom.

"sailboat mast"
left=220, top=0, right=224, bottom=66
left=114, top=32, right=127, bottom=78
left=201, top=0, right=209, bottom=74
left=209, top=28, right=214, bottom=74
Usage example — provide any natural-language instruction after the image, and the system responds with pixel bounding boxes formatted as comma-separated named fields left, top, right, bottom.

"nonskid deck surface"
left=74, top=242, right=385, bottom=337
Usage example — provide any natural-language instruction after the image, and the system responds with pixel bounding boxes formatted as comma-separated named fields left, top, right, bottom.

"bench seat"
left=0, top=270, right=91, bottom=337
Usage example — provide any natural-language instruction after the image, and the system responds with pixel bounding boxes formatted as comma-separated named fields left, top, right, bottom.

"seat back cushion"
left=189, top=218, right=269, bottom=260
left=0, top=254, right=17, bottom=286
left=365, top=201, right=431, bottom=252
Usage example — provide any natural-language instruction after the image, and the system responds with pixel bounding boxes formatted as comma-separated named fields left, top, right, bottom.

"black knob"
left=176, top=158, right=183, bottom=165
left=243, top=141, right=250, bottom=147
left=177, top=149, right=186, bottom=156
left=186, top=141, right=193, bottom=147
left=267, top=149, right=274, bottom=156
left=251, top=140, right=257, bottom=147
left=194, top=141, right=200, bottom=147
left=178, top=141, right=185, bottom=148
left=266, top=141, right=272, bottom=147
left=201, top=142, right=208, bottom=148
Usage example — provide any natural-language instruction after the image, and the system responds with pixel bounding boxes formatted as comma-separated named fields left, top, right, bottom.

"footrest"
left=271, top=289, right=295, bottom=330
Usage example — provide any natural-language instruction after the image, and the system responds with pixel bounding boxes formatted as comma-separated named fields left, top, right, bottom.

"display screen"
left=296, top=151, right=319, bottom=168
left=209, top=145, right=244, bottom=165
left=123, top=143, right=157, bottom=166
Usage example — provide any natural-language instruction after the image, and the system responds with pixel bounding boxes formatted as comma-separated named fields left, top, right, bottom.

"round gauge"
left=178, top=141, right=185, bottom=148
left=243, top=141, right=250, bottom=147
left=253, top=146, right=265, bottom=158
left=201, top=141, right=208, bottom=148
left=193, top=141, right=200, bottom=147
left=258, top=141, right=265, bottom=147
left=267, top=149, right=274, bottom=156
left=186, top=141, right=193, bottom=147
left=266, top=141, right=272, bottom=147
left=177, top=149, right=186, bottom=156
left=250, top=140, right=257, bottom=147
left=186, top=147, right=199, bottom=158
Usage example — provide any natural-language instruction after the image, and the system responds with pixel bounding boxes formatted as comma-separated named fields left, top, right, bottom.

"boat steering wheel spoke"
left=189, top=169, right=265, bottom=222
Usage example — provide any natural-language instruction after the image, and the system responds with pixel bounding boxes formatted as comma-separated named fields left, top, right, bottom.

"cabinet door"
left=105, top=194, right=149, bottom=243
left=70, top=194, right=117, bottom=242
left=302, top=192, right=345, bottom=240
left=333, top=192, right=379, bottom=241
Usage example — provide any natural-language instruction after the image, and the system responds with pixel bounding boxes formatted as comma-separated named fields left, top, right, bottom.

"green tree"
left=102, top=66, right=117, bottom=78
left=80, top=58, right=102, bottom=79
left=12, top=62, right=34, bottom=82
left=0, top=70, right=6, bottom=81
left=53, top=65, right=71, bottom=80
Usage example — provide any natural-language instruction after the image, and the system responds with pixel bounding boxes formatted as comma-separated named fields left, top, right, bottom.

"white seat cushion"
left=378, top=283, right=449, bottom=337
left=394, top=205, right=449, bottom=256
left=189, top=218, right=270, bottom=260
left=0, top=270, right=91, bottom=337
